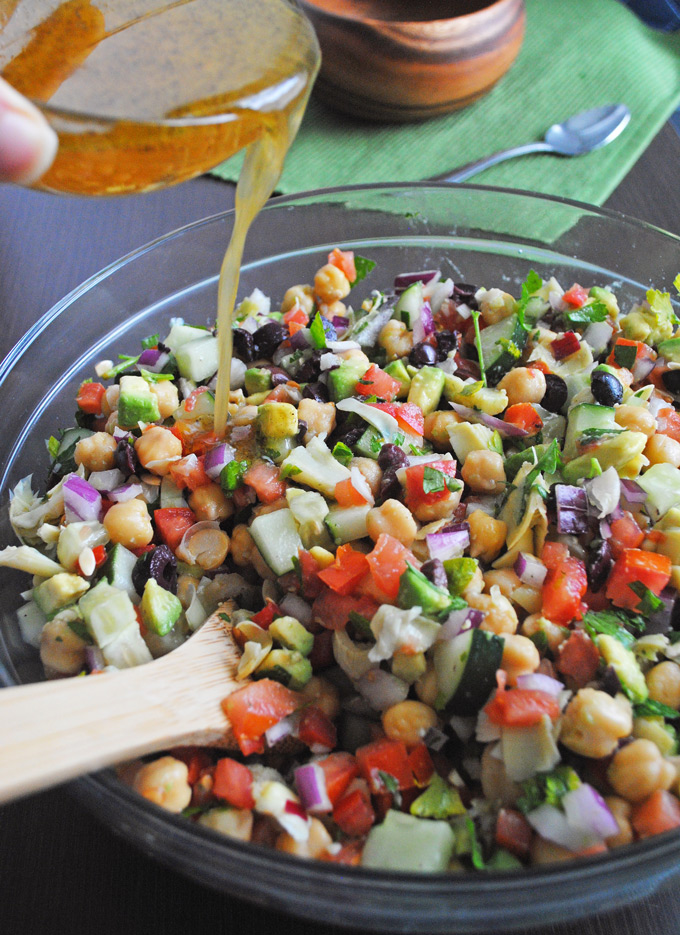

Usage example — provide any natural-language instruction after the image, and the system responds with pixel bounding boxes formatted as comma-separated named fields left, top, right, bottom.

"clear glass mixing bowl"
left=1, top=184, right=680, bottom=933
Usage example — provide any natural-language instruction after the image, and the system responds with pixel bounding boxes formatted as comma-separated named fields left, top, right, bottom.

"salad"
left=5, top=249, right=680, bottom=872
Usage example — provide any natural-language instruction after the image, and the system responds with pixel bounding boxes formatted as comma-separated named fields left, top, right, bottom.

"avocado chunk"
left=392, top=650, right=427, bottom=684
left=252, top=647, right=312, bottom=690
left=407, top=366, right=445, bottom=415
left=118, top=374, right=161, bottom=427
left=637, top=464, right=680, bottom=522
left=33, top=573, right=90, bottom=616
left=633, top=716, right=678, bottom=756
left=658, top=337, right=680, bottom=363
left=244, top=367, right=273, bottom=395
left=257, top=402, right=298, bottom=439
left=443, top=557, right=479, bottom=597
left=328, top=358, right=368, bottom=402
left=383, top=359, right=411, bottom=398
left=268, top=615, right=314, bottom=657
left=141, top=577, right=182, bottom=636
left=397, top=562, right=454, bottom=616
left=362, top=809, right=455, bottom=872
left=597, top=633, right=648, bottom=704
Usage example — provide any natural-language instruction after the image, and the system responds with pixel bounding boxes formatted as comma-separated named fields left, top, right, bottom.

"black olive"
left=409, top=342, right=437, bottom=368
left=601, top=665, right=623, bottom=697
left=253, top=320, right=288, bottom=359
left=132, top=544, right=177, bottom=596
left=302, top=380, right=329, bottom=402
left=587, top=537, right=613, bottom=593
left=296, top=348, right=323, bottom=383
left=662, top=370, right=680, bottom=395
left=421, top=558, right=448, bottom=590
left=591, top=369, right=623, bottom=407
left=541, top=373, right=568, bottom=413
left=114, top=439, right=139, bottom=477
left=232, top=328, right=255, bottom=363
left=296, top=419, right=308, bottom=444
left=377, top=443, right=408, bottom=472
left=377, top=469, right=401, bottom=505
left=435, top=331, right=459, bottom=361
left=453, top=283, right=479, bottom=309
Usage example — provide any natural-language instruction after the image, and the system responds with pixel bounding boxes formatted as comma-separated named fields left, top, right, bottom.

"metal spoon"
left=430, top=103, right=631, bottom=184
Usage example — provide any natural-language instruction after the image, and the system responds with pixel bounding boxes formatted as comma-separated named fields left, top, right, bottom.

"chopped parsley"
left=516, top=269, right=543, bottom=330
left=332, top=441, right=354, bottom=466
left=460, top=380, right=484, bottom=397
left=581, top=608, right=646, bottom=648
left=422, top=466, right=461, bottom=494
left=409, top=443, right=430, bottom=456
left=526, top=438, right=563, bottom=487
left=410, top=774, right=466, bottom=820
left=628, top=581, right=664, bottom=617
left=352, top=255, right=377, bottom=285
left=564, top=300, right=608, bottom=326
left=46, top=435, right=60, bottom=459
left=141, top=333, right=160, bottom=349
left=470, top=308, right=486, bottom=387
left=221, top=459, right=249, bottom=492
left=101, top=354, right=141, bottom=380
left=517, top=766, right=581, bottom=815
left=634, top=698, right=680, bottom=720
left=309, top=311, right=328, bottom=349
left=139, top=369, right=174, bottom=383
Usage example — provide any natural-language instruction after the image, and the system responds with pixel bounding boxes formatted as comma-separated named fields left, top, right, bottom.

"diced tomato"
left=609, top=512, right=644, bottom=558
left=243, top=459, right=287, bottom=503
left=332, top=781, right=375, bottom=837
left=606, top=548, right=672, bottom=611
left=213, top=757, right=255, bottom=809
left=298, top=706, right=337, bottom=751
left=288, top=319, right=306, bottom=336
left=318, top=544, right=369, bottom=596
left=528, top=360, right=551, bottom=374
left=297, top=548, right=324, bottom=600
left=222, top=679, right=302, bottom=757
left=318, top=752, right=359, bottom=805
left=632, top=790, right=680, bottom=839
left=184, top=385, right=210, bottom=413
left=356, top=738, right=414, bottom=793
left=334, top=477, right=370, bottom=508
left=484, top=687, right=561, bottom=727
left=407, top=743, right=435, bottom=786
left=169, top=454, right=211, bottom=491
left=312, top=588, right=379, bottom=631
left=542, top=555, right=588, bottom=625
left=250, top=601, right=281, bottom=629
left=167, top=747, right=212, bottom=786
left=371, top=402, right=425, bottom=437
left=496, top=808, right=533, bottom=859
left=76, top=381, right=106, bottom=415
left=562, top=284, right=589, bottom=308
left=555, top=630, right=600, bottom=687
left=365, top=533, right=418, bottom=602
left=321, top=838, right=364, bottom=865
left=551, top=332, right=581, bottom=360
left=404, top=459, right=458, bottom=511
left=182, top=429, right=220, bottom=457
left=355, top=364, right=401, bottom=402
left=131, top=543, right=154, bottom=558
left=154, top=507, right=196, bottom=552
left=328, top=247, right=356, bottom=283
left=541, top=540, right=569, bottom=570
left=504, top=403, right=543, bottom=434
left=656, top=407, right=680, bottom=443
left=283, top=305, right=309, bottom=328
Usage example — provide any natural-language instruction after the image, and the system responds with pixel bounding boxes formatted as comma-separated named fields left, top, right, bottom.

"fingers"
left=0, top=76, right=58, bottom=185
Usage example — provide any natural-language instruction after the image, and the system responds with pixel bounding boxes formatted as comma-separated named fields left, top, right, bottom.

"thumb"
left=0, top=77, right=58, bottom=185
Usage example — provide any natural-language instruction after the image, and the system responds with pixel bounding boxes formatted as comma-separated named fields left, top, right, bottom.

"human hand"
left=0, top=76, right=57, bottom=184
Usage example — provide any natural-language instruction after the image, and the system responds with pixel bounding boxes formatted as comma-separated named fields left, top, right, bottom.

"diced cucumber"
left=249, top=508, right=303, bottom=576
left=53, top=427, right=93, bottom=473
left=562, top=403, right=616, bottom=462
left=637, top=463, right=680, bottom=522
left=160, top=476, right=187, bottom=509
left=79, top=581, right=137, bottom=647
left=280, top=436, right=351, bottom=498
left=434, top=628, right=504, bottom=715
left=479, top=314, right=529, bottom=386
left=103, top=542, right=140, bottom=602
left=362, top=810, right=455, bottom=872
left=394, top=282, right=424, bottom=328
left=325, top=504, right=370, bottom=545
left=175, top=335, right=219, bottom=382
left=17, top=601, right=47, bottom=648
left=102, top=623, right=153, bottom=668
left=163, top=323, right=211, bottom=352
left=354, top=425, right=383, bottom=460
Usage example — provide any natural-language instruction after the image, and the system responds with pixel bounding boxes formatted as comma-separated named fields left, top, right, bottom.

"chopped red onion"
left=326, top=340, right=361, bottom=353
left=85, top=645, right=106, bottom=672
left=516, top=672, right=564, bottom=697
left=620, top=479, right=647, bottom=508
left=355, top=668, right=409, bottom=711
left=203, top=443, right=236, bottom=481
left=294, top=763, right=332, bottom=813
left=426, top=524, right=470, bottom=562
left=646, top=587, right=676, bottom=634
left=394, top=270, right=439, bottom=295
left=279, top=592, right=313, bottom=628
left=264, top=713, right=298, bottom=747
left=633, top=356, right=655, bottom=383
left=63, top=474, right=102, bottom=523
left=290, top=328, right=311, bottom=350
left=585, top=467, right=621, bottom=519
left=284, top=799, right=308, bottom=821
left=87, top=469, right=125, bottom=492
left=562, top=783, right=619, bottom=842
left=112, top=426, right=133, bottom=442
left=437, top=607, right=484, bottom=640
left=555, top=484, right=589, bottom=534
left=332, top=315, right=348, bottom=333
left=514, top=551, right=548, bottom=587
left=412, top=300, right=434, bottom=345
left=450, top=403, right=529, bottom=437
left=138, top=347, right=161, bottom=367
left=108, top=482, right=143, bottom=503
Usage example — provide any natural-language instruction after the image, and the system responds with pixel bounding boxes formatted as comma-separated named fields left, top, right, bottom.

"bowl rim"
left=298, top=0, right=522, bottom=28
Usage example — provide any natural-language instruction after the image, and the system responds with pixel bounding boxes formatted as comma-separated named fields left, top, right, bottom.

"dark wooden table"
left=2, top=125, right=680, bottom=935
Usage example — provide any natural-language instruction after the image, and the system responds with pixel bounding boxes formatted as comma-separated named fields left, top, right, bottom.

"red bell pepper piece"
left=317, top=544, right=369, bottom=596
left=551, top=331, right=581, bottom=360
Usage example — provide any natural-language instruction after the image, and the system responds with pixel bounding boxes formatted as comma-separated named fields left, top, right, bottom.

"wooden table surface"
left=2, top=125, right=680, bottom=935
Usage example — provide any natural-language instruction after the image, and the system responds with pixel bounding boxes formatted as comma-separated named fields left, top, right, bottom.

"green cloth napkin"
left=211, top=0, right=680, bottom=204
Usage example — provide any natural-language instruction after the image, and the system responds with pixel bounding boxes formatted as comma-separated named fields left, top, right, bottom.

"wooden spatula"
left=0, top=603, right=242, bottom=805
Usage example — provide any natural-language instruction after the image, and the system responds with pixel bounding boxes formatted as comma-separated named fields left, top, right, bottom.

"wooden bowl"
left=298, top=0, right=525, bottom=122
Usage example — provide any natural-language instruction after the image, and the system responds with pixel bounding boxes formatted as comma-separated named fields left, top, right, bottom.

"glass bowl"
left=2, top=184, right=680, bottom=933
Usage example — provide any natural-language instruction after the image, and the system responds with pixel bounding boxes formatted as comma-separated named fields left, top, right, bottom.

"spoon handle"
left=430, top=140, right=555, bottom=184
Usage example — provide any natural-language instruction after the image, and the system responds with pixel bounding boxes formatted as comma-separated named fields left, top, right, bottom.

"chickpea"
left=498, top=367, right=546, bottom=407
left=199, top=807, right=253, bottom=842
left=483, top=568, right=521, bottom=599
left=461, top=450, right=506, bottom=494
left=478, top=288, right=516, bottom=326
left=530, top=837, right=575, bottom=865
left=470, top=586, right=518, bottom=635
left=104, top=498, right=153, bottom=549
left=74, top=432, right=118, bottom=473
left=314, top=263, right=351, bottom=305
left=276, top=817, right=332, bottom=859
left=231, top=404, right=258, bottom=427
left=645, top=433, right=680, bottom=468
left=133, top=756, right=192, bottom=813
left=414, top=661, right=439, bottom=707
left=177, top=527, right=230, bottom=571
left=604, top=796, right=634, bottom=848
left=607, top=738, right=676, bottom=803
left=298, top=398, right=336, bottom=442
left=382, top=700, right=438, bottom=749
left=501, top=633, right=540, bottom=685
left=462, top=565, right=485, bottom=599
left=300, top=675, right=341, bottom=720
left=101, top=383, right=120, bottom=416
left=318, top=299, right=347, bottom=320
left=378, top=319, right=413, bottom=360
left=350, top=457, right=382, bottom=497
left=424, top=409, right=462, bottom=447
left=521, top=613, right=568, bottom=654
left=646, top=661, right=680, bottom=710
left=40, top=614, right=87, bottom=677
left=251, top=497, right=289, bottom=518
left=480, top=744, right=521, bottom=807
left=413, top=486, right=463, bottom=524
left=177, top=573, right=198, bottom=610
left=614, top=404, right=656, bottom=437
left=135, top=426, right=182, bottom=476
left=366, top=499, right=417, bottom=547
left=560, top=688, right=633, bottom=759
left=230, top=524, right=255, bottom=567
left=467, top=510, right=507, bottom=563
left=337, top=347, right=370, bottom=367
left=150, top=380, right=180, bottom=419
left=189, top=483, right=233, bottom=522
left=280, top=283, right=314, bottom=316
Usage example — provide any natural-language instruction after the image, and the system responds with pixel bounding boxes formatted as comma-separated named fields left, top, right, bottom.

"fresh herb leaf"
left=332, top=441, right=354, bottom=466
left=410, top=773, right=466, bottom=819
left=102, top=354, right=141, bottom=380
left=634, top=698, right=680, bottom=720
left=221, top=459, right=249, bottom=492
left=564, top=300, right=608, bottom=326
left=377, top=770, right=401, bottom=805
left=460, top=380, right=484, bottom=397
left=67, top=618, right=92, bottom=644
left=348, top=610, right=373, bottom=637
left=613, top=343, right=637, bottom=370
left=46, top=435, right=60, bottom=459
left=141, top=333, right=160, bottom=350
left=582, top=608, right=646, bottom=647
left=139, top=369, right=174, bottom=383
left=465, top=816, right=486, bottom=870
left=516, top=270, right=543, bottom=331
left=280, top=463, right=302, bottom=478
left=409, top=443, right=430, bottom=456
left=470, top=309, right=486, bottom=387
left=674, top=272, right=680, bottom=296
left=525, top=438, right=563, bottom=487
left=370, top=433, right=386, bottom=454
left=581, top=427, right=626, bottom=442
left=628, top=581, right=664, bottom=617
left=309, top=311, right=328, bottom=349
left=352, top=255, right=376, bottom=285
left=182, top=804, right=213, bottom=818
left=218, top=612, right=231, bottom=622
left=422, top=466, right=445, bottom=494
left=393, top=432, right=405, bottom=447
left=517, top=766, right=581, bottom=815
